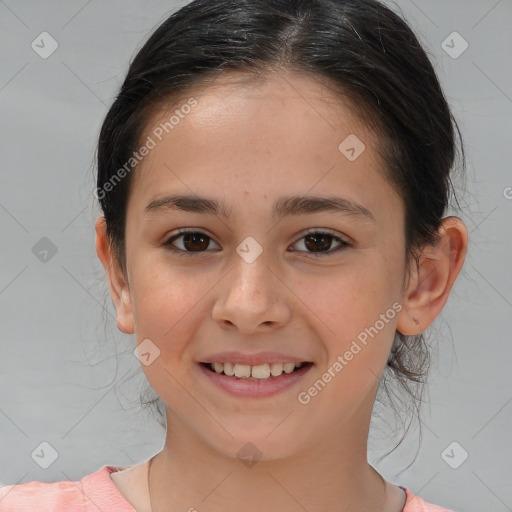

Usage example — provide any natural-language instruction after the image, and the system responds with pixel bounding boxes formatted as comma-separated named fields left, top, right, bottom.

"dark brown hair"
left=96, top=0, right=465, bottom=460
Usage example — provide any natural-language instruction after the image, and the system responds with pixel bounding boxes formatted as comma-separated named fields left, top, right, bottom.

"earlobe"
left=94, top=216, right=135, bottom=334
left=396, top=216, right=468, bottom=336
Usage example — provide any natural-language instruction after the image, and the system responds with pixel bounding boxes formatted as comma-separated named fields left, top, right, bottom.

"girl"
left=0, top=0, right=468, bottom=510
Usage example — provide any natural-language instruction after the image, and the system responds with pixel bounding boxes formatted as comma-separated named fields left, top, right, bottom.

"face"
left=117, top=71, right=409, bottom=460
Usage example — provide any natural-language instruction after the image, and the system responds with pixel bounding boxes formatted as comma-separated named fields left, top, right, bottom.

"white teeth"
left=212, top=362, right=224, bottom=374
left=270, top=363, right=284, bottom=376
left=223, top=362, right=235, bottom=376
left=251, top=364, right=270, bottom=379
left=208, top=361, right=306, bottom=379
left=234, top=364, right=251, bottom=378
left=283, top=362, right=295, bottom=374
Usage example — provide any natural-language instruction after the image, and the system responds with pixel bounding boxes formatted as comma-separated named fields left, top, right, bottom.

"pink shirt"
left=0, top=465, right=454, bottom=511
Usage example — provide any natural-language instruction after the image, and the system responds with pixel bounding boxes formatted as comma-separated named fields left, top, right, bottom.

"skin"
left=95, top=71, right=468, bottom=512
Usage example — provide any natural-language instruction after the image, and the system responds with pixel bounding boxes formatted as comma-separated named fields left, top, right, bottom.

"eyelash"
left=163, top=228, right=350, bottom=257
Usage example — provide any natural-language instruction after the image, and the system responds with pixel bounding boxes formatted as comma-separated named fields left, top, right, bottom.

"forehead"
left=127, top=70, right=401, bottom=222
left=145, top=70, right=369, bottom=146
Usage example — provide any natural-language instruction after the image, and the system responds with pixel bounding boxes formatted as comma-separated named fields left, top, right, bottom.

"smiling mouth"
left=200, top=361, right=313, bottom=380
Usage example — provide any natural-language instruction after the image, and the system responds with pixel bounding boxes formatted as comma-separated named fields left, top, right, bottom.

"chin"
left=200, top=428, right=308, bottom=464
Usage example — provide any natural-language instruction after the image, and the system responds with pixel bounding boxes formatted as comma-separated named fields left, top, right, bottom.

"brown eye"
left=181, top=232, right=210, bottom=251
left=304, top=233, right=333, bottom=252
left=165, top=230, right=220, bottom=255
left=291, top=231, right=348, bottom=256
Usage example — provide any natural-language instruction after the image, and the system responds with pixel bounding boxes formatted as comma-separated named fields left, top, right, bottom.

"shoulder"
left=0, top=465, right=136, bottom=512
left=402, top=486, right=456, bottom=512
left=0, top=477, right=85, bottom=511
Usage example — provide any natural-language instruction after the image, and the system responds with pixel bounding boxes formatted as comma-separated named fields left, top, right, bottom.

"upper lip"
left=199, top=351, right=313, bottom=366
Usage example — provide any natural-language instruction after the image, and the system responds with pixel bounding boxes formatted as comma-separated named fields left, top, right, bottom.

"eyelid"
left=300, top=227, right=349, bottom=242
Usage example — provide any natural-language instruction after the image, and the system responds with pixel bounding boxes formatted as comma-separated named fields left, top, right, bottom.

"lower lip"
left=198, top=363, right=314, bottom=398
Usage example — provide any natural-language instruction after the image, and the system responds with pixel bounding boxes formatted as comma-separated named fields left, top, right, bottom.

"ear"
left=95, top=216, right=134, bottom=334
left=396, top=216, right=468, bottom=335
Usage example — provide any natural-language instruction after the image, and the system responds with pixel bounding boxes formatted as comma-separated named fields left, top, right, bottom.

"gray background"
left=0, top=1, right=511, bottom=511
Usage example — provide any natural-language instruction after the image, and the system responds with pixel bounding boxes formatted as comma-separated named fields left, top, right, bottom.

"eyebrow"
left=144, top=194, right=375, bottom=221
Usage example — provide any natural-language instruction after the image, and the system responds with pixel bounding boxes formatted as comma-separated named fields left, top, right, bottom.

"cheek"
left=128, top=253, right=207, bottom=350
left=128, top=256, right=211, bottom=402
left=301, top=272, right=399, bottom=407
left=295, top=259, right=400, bottom=334
left=290, top=256, right=402, bottom=392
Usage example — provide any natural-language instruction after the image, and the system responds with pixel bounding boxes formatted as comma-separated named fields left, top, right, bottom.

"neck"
left=148, top=408, right=388, bottom=512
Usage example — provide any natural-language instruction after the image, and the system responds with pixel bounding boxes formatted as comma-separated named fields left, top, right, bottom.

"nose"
left=211, top=252, right=292, bottom=334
